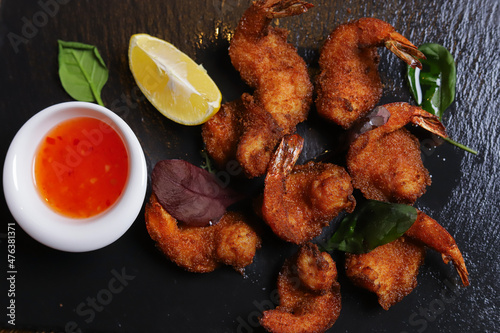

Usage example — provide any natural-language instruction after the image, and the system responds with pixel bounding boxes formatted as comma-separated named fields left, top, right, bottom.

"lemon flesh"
left=128, top=34, right=221, bottom=125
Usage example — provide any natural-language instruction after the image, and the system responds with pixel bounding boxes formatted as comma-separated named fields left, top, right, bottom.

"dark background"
left=1, top=0, right=498, bottom=332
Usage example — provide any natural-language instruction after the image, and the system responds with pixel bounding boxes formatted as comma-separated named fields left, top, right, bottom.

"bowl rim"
left=2, top=101, right=147, bottom=252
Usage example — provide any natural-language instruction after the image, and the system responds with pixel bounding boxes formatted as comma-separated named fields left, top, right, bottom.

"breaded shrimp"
left=201, top=99, right=244, bottom=169
left=202, top=0, right=313, bottom=178
left=345, top=236, right=425, bottom=310
left=346, top=211, right=468, bottom=310
left=145, top=194, right=261, bottom=274
left=236, top=94, right=285, bottom=177
left=262, top=134, right=355, bottom=244
left=202, top=94, right=284, bottom=176
left=229, top=0, right=313, bottom=132
left=260, top=243, right=341, bottom=333
left=316, top=18, right=425, bottom=128
left=347, top=102, right=447, bottom=204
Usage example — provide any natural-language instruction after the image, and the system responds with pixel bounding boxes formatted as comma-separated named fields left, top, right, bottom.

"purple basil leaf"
left=152, top=159, right=244, bottom=227
left=348, top=106, right=391, bottom=144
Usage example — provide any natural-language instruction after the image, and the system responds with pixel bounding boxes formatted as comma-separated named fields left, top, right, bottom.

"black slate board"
left=1, top=0, right=499, bottom=332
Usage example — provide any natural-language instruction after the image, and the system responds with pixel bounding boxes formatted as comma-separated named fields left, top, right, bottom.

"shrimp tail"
left=236, top=0, right=313, bottom=39
left=263, top=0, right=314, bottom=19
left=405, top=211, right=470, bottom=286
left=385, top=33, right=426, bottom=69
left=267, top=134, right=304, bottom=177
left=372, top=103, right=447, bottom=138
left=410, top=107, right=448, bottom=138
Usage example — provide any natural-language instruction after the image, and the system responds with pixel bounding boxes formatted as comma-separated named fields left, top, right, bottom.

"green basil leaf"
left=58, top=40, right=108, bottom=106
left=407, top=43, right=456, bottom=120
left=323, top=200, right=418, bottom=254
left=407, top=43, right=477, bottom=155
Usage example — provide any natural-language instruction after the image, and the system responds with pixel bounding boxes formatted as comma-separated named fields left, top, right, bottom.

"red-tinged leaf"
left=348, top=106, right=391, bottom=144
left=151, top=159, right=244, bottom=227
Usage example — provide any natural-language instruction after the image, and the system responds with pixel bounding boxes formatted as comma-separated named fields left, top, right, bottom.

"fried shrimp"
left=229, top=0, right=313, bottom=132
left=145, top=194, right=261, bottom=274
left=202, top=0, right=313, bottom=178
left=260, top=243, right=341, bottom=333
left=262, top=134, right=355, bottom=244
left=347, top=102, right=447, bottom=204
left=346, top=211, right=468, bottom=310
left=316, top=17, right=425, bottom=129
left=201, top=99, right=244, bottom=169
left=345, top=236, right=425, bottom=310
left=202, top=94, right=284, bottom=175
left=236, top=94, right=285, bottom=177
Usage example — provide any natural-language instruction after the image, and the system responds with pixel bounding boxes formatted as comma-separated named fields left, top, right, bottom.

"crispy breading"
left=316, top=18, right=424, bottom=128
left=263, top=135, right=355, bottom=244
left=261, top=243, right=341, bottom=333
left=345, top=237, right=425, bottom=310
left=202, top=94, right=284, bottom=177
left=228, top=0, right=313, bottom=133
left=349, top=126, right=430, bottom=204
left=202, top=0, right=313, bottom=178
left=347, top=102, right=446, bottom=204
left=345, top=211, right=469, bottom=310
left=145, top=194, right=261, bottom=273
left=201, top=99, right=244, bottom=169
left=236, top=94, right=284, bottom=177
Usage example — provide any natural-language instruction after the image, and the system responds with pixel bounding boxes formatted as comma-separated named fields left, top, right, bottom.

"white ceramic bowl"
left=3, top=102, right=147, bottom=252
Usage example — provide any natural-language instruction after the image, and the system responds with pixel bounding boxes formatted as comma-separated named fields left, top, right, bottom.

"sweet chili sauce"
left=33, top=117, right=129, bottom=219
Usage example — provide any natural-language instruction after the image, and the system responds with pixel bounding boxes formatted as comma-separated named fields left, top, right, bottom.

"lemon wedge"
left=128, top=34, right=222, bottom=125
